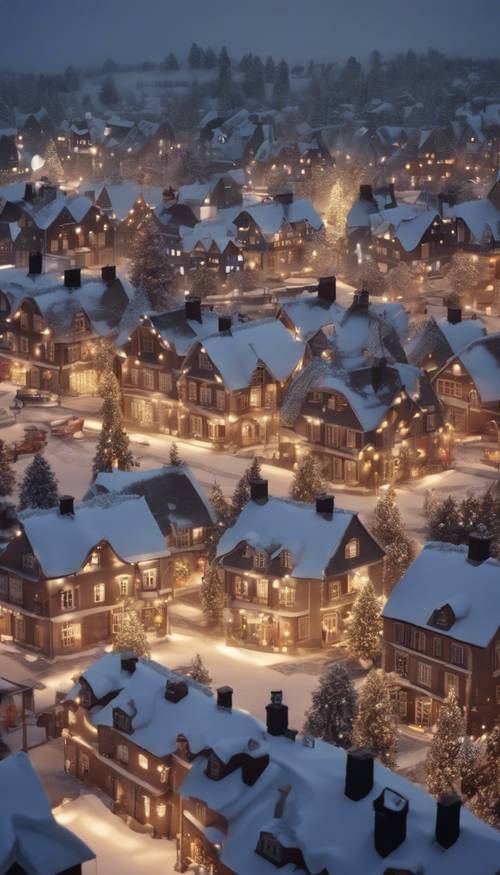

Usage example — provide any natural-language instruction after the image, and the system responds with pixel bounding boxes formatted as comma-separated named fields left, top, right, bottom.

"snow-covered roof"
left=406, top=316, right=486, bottom=367
left=147, top=307, right=220, bottom=357
left=370, top=204, right=439, bottom=252
left=216, top=496, right=365, bottom=579
left=0, top=752, right=94, bottom=875
left=235, top=198, right=322, bottom=239
left=383, top=541, right=500, bottom=647
left=19, top=494, right=169, bottom=578
left=452, top=332, right=500, bottom=403
left=199, top=319, right=305, bottom=391
left=179, top=219, right=239, bottom=255
left=94, top=182, right=163, bottom=220
left=87, top=464, right=215, bottom=534
left=279, top=294, right=344, bottom=340
left=447, top=197, right=500, bottom=243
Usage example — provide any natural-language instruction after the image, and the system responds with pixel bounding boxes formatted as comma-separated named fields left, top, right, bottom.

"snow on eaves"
left=453, top=332, right=500, bottom=403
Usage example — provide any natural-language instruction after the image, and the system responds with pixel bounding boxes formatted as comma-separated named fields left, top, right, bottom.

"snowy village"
left=0, top=2, right=499, bottom=873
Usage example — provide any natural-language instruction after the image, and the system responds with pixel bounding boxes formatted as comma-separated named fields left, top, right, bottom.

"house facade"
left=216, top=481, right=385, bottom=651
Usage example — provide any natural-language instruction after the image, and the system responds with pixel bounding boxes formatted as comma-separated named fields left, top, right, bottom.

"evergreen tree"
left=246, top=456, right=262, bottom=484
left=92, top=395, right=135, bottom=477
left=162, top=52, right=179, bottom=71
left=397, top=444, right=414, bottom=482
left=18, top=454, right=58, bottom=511
left=372, top=487, right=415, bottom=591
left=470, top=727, right=500, bottom=829
left=189, top=653, right=212, bottom=686
left=460, top=735, right=480, bottom=799
left=203, top=48, right=218, bottom=69
left=272, top=59, right=290, bottom=109
left=99, top=75, right=119, bottom=107
left=200, top=563, right=225, bottom=626
left=113, top=602, right=150, bottom=659
left=346, top=580, right=382, bottom=663
left=43, top=138, right=64, bottom=182
left=304, top=662, right=357, bottom=748
left=217, top=46, right=232, bottom=111
left=386, top=262, right=420, bottom=300
left=0, top=440, right=15, bottom=497
left=289, top=454, right=325, bottom=503
left=446, top=253, right=481, bottom=303
left=190, top=262, right=217, bottom=298
left=188, top=43, right=203, bottom=69
left=98, top=364, right=121, bottom=403
left=428, top=495, right=462, bottom=543
left=422, top=488, right=436, bottom=520
left=354, top=669, right=399, bottom=768
left=264, top=56, right=276, bottom=83
left=354, top=260, right=387, bottom=297
left=426, top=689, right=464, bottom=797
left=130, top=215, right=177, bottom=311
left=169, top=442, right=183, bottom=467
left=210, top=481, right=230, bottom=526
left=230, top=472, right=250, bottom=519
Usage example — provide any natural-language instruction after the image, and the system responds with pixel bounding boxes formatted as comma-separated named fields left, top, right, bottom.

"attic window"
left=280, top=551, right=292, bottom=569
left=198, top=351, right=212, bottom=370
left=73, top=312, right=86, bottom=333
left=88, top=550, right=100, bottom=568
left=207, top=752, right=223, bottom=780
left=345, top=538, right=360, bottom=560
left=310, top=391, right=322, bottom=403
left=258, top=835, right=282, bottom=865
left=254, top=551, right=267, bottom=569
left=113, top=709, right=133, bottom=735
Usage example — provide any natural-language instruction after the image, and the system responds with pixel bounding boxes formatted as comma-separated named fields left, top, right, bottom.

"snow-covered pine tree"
left=98, top=364, right=121, bottom=402
left=0, top=440, right=15, bottom=497
left=460, top=734, right=480, bottom=799
left=200, top=563, right=225, bottom=626
left=426, top=689, right=465, bottom=797
left=18, top=453, right=58, bottom=511
left=113, top=602, right=151, bottom=659
left=346, top=580, right=382, bottom=663
left=353, top=669, right=399, bottom=768
left=446, top=253, right=481, bottom=302
left=43, top=138, right=64, bottom=182
left=189, top=653, right=212, bottom=686
left=427, top=495, right=462, bottom=543
left=246, top=456, right=262, bottom=484
left=130, top=215, right=177, bottom=311
left=422, top=488, right=436, bottom=520
left=272, top=59, right=290, bottom=109
left=397, top=444, right=413, bottom=481
left=189, top=262, right=217, bottom=298
left=386, top=262, right=419, bottom=300
left=372, top=486, right=415, bottom=591
left=210, top=481, right=230, bottom=526
left=230, top=473, right=250, bottom=520
left=354, top=260, right=387, bottom=298
left=304, top=662, right=357, bottom=748
left=289, top=454, right=325, bottom=503
left=469, top=727, right=500, bottom=829
left=92, top=396, right=135, bottom=478
left=169, top=442, right=183, bottom=466
left=217, top=46, right=232, bottom=111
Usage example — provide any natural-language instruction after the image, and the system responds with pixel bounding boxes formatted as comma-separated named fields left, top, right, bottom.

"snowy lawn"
left=55, top=794, right=177, bottom=875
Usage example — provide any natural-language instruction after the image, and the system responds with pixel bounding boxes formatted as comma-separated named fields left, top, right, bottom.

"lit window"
left=344, top=539, right=359, bottom=560
left=198, top=352, right=211, bottom=370
left=444, top=672, right=459, bottom=696
left=450, top=643, right=464, bottom=666
left=200, top=386, right=212, bottom=405
left=138, top=753, right=148, bottom=770
left=143, top=795, right=151, bottom=819
left=119, top=577, right=129, bottom=597
left=61, top=589, right=74, bottom=610
left=412, top=630, right=426, bottom=652
left=93, top=583, right=105, bottom=603
left=116, top=744, right=128, bottom=764
left=61, top=623, right=80, bottom=648
left=254, top=551, right=267, bottom=569
left=22, top=553, right=35, bottom=571
left=142, top=568, right=157, bottom=589
left=280, top=551, right=292, bottom=569
left=176, top=527, right=191, bottom=548
left=188, top=381, right=197, bottom=401
left=417, top=661, right=432, bottom=687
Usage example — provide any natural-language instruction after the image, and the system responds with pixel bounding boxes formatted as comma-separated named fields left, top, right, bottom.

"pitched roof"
left=19, top=494, right=169, bottom=578
left=148, top=307, right=220, bottom=357
left=383, top=541, right=500, bottom=647
left=406, top=316, right=486, bottom=366
left=454, top=332, right=500, bottom=402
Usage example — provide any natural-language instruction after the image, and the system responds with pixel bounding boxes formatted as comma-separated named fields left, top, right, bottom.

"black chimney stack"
left=28, top=252, right=43, bottom=276
left=373, top=788, right=409, bottom=858
left=101, top=265, right=116, bottom=285
left=266, top=690, right=288, bottom=736
left=185, top=297, right=202, bottom=324
left=467, top=528, right=491, bottom=564
left=344, top=747, right=374, bottom=801
left=371, top=357, right=387, bottom=393
left=273, top=191, right=294, bottom=205
left=317, top=276, right=336, bottom=305
left=59, top=495, right=74, bottom=516
left=435, top=793, right=461, bottom=849
left=218, top=315, right=232, bottom=334
left=359, top=184, right=374, bottom=202
left=165, top=679, right=188, bottom=703
left=447, top=307, right=462, bottom=325
left=216, top=686, right=233, bottom=710
left=64, top=268, right=81, bottom=290
left=352, top=288, right=370, bottom=309
left=316, top=494, right=334, bottom=518
left=250, top=478, right=268, bottom=504
left=24, top=183, right=35, bottom=203
left=120, top=655, right=138, bottom=674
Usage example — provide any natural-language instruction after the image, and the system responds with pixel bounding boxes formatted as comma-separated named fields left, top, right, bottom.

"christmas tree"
left=460, top=734, right=480, bottom=799
left=246, top=456, right=262, bottom=484
left=189, top=653, right=212, bottom=686
left=130, top=215, right=177, bottom=311
left=113, top=602, right=151, bottom=659
left=210, top=481, right=230, bottom=526
left=18, top=453, right=58, bottom=511
left=469, top=727, right=500, bottom=829
left=289, top=454, right=325, bottom=503
left=304, top=662, right=357, bottom=748
left=426, top=689, right=464, bottom=797
left=200, top=563, right=225, bottom=626
left=353, top=669, right=399, bottom=768
left=190, top=263, right=218, bottom=299
left=230, top=473, right=250, bottom=520
left=173, top=558, right=190, bottom=586
left=169, top=442, right=183, bottom=467
left=372, top=486, right=415, bottom=591
left=397, top=444, right=413, bottom=482
left=346, top=580, right=382, bottom=663
left=427, top=495, right=462, bottom=543
left=97, top=364, right=121, bottom=402
left=422, top=488, right=436, bottom=520
left=92, top=394, right=135, bottom=478
left=43, top=138, right=64, bottom=182
left=0, top=440, right=15, bottom=497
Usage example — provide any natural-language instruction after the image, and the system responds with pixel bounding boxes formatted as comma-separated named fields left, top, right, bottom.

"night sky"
left=2, top=0, right=499, bottom=71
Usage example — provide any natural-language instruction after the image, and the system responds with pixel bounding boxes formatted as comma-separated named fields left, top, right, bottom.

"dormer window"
left=198, top=351, right=211, bottom=370
left=73, top=312, right=87, bottom=333
left=254, top=551, right=267, bottom=569
left=207, top=751, right=223, bottom=780
left=88, top=550, right=100, bottom=568
left=257, top=833, right=283, bottom=865
left=113, top=708, right=133, bottom=735
left=141, top=336, right=154, bottom=354
left=344, top=538, right=360, bottom=560
left=176, top=734, right=191, bottom=761
left=428, top=604, right=454, bottom=631
left=280, top=551, right=292, bottom=570
left=310, top=391, right=322, bottom=403
left=22, top=553, right=35, bottom=571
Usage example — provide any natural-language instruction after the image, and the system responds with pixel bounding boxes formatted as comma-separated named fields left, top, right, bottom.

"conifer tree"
left=422, top=488, right=436, bottom=520
left=470, top=727, right=500, bottom=828
left=272, top=59, right=290, bottom=109
left=43, top=138, right=64, bottom=182
left=354, top=669, right=399, bottom=768
left=427, top=495, right=462, bottom=543
left=372, top=486, right=415, bottom=591
left=346, top=580, right=382, bottom=663
left=426, top=689, right=465, bottom=797
left=113, top=602, right=150, bottom=659
left=397, top=444, right=413, bottom=482
left=92, top=395, right=135, bottom=477
left=130, top=215, right=177, bottom=311
left=246, top=456, right=262, bottom=484
left=460, top=735, right=480, bottom=799
left=189, top=653, right=212, bottom=686
left=210, top=481, right=230, bottom=526
left=264, top=56, right=276, bottom=83
left=18, top=454, right=58, bottom=511
left=99, top=75, right=119, bottom=107
left=190, top=262, right=217, bottom=298
left=200, top=563, right=225, bottom=626
left=304, top=662, right=357, bottom=748
left=230, top=473, right=250, bottom=520
left=217, top=46, right=232, bottom=110
left=289, top=454, right=325, bottom=503
left=0, top=440, right=15, bottom=498
left=169, top=442, right=183, bottom=467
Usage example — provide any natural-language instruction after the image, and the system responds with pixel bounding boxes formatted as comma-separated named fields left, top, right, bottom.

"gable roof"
left=148, top=307, right=220, bottom=357
left=19, top=494, right=168, bottom=578
left=451, top=332, right=500, bottom=402
left=383, top=541, right=500, bottom=647
left=406, top=316, right=486, bottom=367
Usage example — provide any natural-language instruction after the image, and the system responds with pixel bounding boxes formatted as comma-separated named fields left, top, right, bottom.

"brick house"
left=0, top=494, right=169, bottom=658
left=216, top=480, right=385, bottom=650
left=406, top=307, right=486, bottom=374
left=383, top=534, right=500, bottom=734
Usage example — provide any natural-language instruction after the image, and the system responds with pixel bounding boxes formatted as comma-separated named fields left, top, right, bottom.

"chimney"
left=59, top=495, right=74, bottom=516
left=316, top=494, right=334, bottom=518
left=101, top=265, right=116, bottom=285
left=266, top=690, right=288, bottom=737
left=387, top=183, right=396, bottom=205
left=435, top=793, right=461, bottom=849
left=216, top=685, right=233, bottom=710
left=317, top=276, right=336, bottom=305
left=371, top=357, right=387, bottom=393
left=165, top=679, right=188, bottom=703
left=273, top=191, right=294, bottom=205
left=467, top=528, right=491, bottom=564
left=185, top=297, right=202, bottom=324
left=447, top=306, right=462, bottom=325
left=359, top=184, right=374, bottom=202
left=373, top=788, right=409, bottom=858
left=250, top=478, right=268, bottom=504
left=218, top=315, right=232, bottom=334
left=273, top=785, right=292, bottom=818
left=28, top=252, right=43, bottom=276
left=64, top=268, right=81, bottom=290
left=24, top=183, right=35, bottom=203
left=344, top=747, right=374, bottom=801
left=352, top=288, right=370, bottom=309
left=120, top=655, right=138, bottom=674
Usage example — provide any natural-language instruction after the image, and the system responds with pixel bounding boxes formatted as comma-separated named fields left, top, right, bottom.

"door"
left=415, top=697, right=432, bottom=728
left=322, top=613, right=339, bottom=644
left=34, top=625, right=43, bottom=649
left=344, top=460, right=357, bottom=484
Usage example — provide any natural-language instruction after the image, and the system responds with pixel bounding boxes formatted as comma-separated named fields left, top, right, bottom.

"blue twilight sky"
left=1, top=0, right=499, bottom=71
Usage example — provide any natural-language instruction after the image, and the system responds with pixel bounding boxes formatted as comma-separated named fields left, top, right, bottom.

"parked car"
left=15, top=388, right=59, bottom=407
left=49, top=416, right=84, bottom=437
